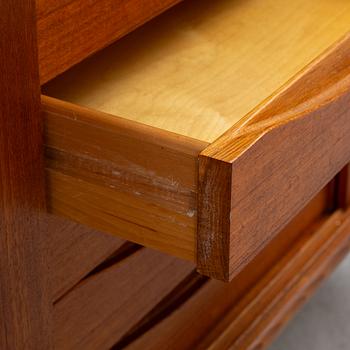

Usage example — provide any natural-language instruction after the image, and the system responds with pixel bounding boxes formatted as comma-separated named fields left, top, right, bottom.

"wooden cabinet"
left=1, top=0, right=350, bottom=348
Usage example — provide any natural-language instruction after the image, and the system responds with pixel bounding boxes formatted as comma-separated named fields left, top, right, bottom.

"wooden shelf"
left=43, top=0, right=350, bottom=142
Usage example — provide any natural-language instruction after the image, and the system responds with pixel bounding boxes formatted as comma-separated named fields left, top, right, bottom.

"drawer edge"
left=43, top=96, right=208, bottom=261
left=198, top=33, right=350, bottom=281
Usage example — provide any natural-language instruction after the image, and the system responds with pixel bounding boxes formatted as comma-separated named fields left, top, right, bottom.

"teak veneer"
left=51, top=184, right=330, bottom=350
left=54, top=248, right=194, bottom=349
left=198, top=33, right=350, bottom=280
left=0, top=2, right=52, bottom=348
left=42, top=0, right=350, bottom=281
left=48, top=216, right=125, bottom=301
left=36, top=0, right=183, bottom=83
left=2, top=0, right=350, bottom=348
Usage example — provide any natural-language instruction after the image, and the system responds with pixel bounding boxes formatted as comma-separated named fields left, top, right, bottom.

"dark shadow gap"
left=112, top=271, right=209, bottom=349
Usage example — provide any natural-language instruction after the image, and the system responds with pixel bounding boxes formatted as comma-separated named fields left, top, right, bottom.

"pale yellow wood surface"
left=43, top=0, right=350, bottom=142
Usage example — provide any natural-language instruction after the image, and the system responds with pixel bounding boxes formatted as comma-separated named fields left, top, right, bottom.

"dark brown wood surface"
left=0, top=1, right=52, bottom=348
left=37, top=0, right=183, bottom=83
left=198, top=34, right=350, bottom=281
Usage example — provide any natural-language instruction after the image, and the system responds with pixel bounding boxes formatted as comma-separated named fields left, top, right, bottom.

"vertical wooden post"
left=0, top=1, right=52, bottom=349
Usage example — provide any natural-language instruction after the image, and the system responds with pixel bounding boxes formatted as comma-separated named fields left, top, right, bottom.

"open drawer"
left=42, top=0, right=350, bottom=281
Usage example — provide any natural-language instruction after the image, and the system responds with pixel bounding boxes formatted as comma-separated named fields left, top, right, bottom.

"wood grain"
left=124, top=187, right=328, bottom=349
left=43, top=0, right=350, bottom=141
left=43, top=96, right=207, bottom=260
left=47, top=215, right=125, bottom=301
left=37, top=0, right=183, bottom=83
left=198, top=210, right=350, bottom=350
left=42, top=0, right=350, bottom=280
left=0, top=1, right=52, bottom=348
left=198, top=33, right=350, bottom=281
left=54, top=248, right=194, bottom=350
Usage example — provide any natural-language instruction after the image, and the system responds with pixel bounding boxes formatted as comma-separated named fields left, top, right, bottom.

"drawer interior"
left=43, top=0, right=350, bottom=142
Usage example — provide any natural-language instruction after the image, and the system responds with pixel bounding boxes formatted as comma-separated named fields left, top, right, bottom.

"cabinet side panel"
left=0, top=1, right=52, bottom=348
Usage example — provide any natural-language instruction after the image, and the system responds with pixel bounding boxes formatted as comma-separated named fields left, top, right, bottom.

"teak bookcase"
left=1, top=0, right=350, bottom=349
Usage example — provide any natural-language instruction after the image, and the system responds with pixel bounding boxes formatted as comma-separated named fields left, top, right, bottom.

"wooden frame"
left=0, top=1, right=52, bottom=348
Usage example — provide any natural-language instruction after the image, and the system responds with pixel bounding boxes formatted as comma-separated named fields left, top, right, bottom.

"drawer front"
left=198, top=34, right=350, bottom=281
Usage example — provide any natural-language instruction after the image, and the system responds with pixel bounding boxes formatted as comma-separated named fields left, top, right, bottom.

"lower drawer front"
left=54, top=248, right=195, bottom=350
left=171, top=210, right=350, bottom=350
left=52, top=185, right=350, bottom=349
left=48, top=215, right=125, bottom=301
